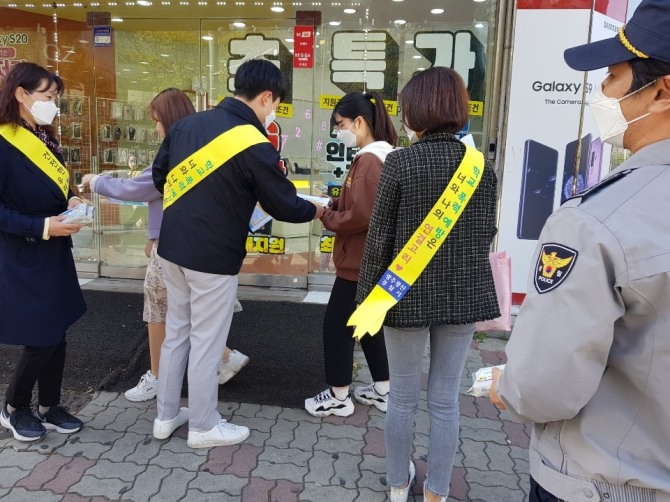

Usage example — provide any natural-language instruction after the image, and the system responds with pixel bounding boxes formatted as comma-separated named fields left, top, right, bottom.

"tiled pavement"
left=0, top=334, right=530, bottom=502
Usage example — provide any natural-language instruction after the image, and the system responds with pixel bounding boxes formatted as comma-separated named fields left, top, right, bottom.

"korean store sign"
left=293, top=26, right=314, bottom=69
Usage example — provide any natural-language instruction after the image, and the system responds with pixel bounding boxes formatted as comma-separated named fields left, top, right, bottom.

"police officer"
left=490, top=0, right=670, bottom=500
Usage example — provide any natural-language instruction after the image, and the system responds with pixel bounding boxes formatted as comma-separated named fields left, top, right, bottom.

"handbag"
left=475, top=251, right=512, bottom=332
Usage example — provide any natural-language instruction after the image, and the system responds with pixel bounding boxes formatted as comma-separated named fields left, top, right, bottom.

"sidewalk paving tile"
left=0, top=328, right=531, bottom=502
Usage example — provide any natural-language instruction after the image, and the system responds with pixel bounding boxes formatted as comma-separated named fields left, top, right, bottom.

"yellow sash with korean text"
left=0, top=124, right=69, bottom=199
left=348, top=146, right=485, bottom=340
left=163, top=124, right=269, bottom=209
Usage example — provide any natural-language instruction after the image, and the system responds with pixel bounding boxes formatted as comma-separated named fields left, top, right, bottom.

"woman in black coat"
left=356, top=67, right=500, bottom=502
left=0, top=62, right=86, bottom=442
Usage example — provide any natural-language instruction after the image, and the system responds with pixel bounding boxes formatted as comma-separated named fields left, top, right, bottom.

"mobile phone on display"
left=587, top=137, right=603, bottom=189
left=516, top=140, right=558, bottom=240
left=561, top=134, right=592, bottom=204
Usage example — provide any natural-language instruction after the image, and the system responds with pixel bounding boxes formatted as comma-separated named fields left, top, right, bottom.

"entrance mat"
left=0, top=290, right=328, bottom=409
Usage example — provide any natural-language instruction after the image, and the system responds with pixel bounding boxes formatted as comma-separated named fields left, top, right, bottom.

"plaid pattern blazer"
left=356, top=132, right=500, bottom=327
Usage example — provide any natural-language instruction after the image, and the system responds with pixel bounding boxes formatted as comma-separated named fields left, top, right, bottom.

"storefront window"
left=1, top=1, right=499, bottom=286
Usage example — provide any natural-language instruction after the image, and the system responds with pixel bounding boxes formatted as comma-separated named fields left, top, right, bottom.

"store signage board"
left=93, top=26, right=112, bottom=47
left=293, top=26, right=314, bottom=68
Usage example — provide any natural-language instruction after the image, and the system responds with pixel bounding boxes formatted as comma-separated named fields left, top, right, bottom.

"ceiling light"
left=475, top=22, right=484, bottom=27
left=343, top=8, right=355, bottom=13
left=136, top=0, right=151, bottom=5
left=111, top=17, right=123, bottom=22
left=430, top=8, right=444, bottom=14
left=394, top=19, right=406, bottom=25
left=285, top=38, right=294, bottom=42
left=473, top=0, right=486, bottom=2
left=405, top=40, right=413, bottom=44
left=392, top=0, right=403, bottom=2
left=329, top=20, right=341, bottom=26
left=140, top=61, right=149, bottom=64
left=202, top=35, right=214, bottom=40
left=270, top=5, right=284, bottom=11
left=412, top=55, right=421, bottom=59
left=417, top=67, right=425, bottom=71
left=160, top=53, right=170, bottom=57
left=233, top=21, right=246, bottom=27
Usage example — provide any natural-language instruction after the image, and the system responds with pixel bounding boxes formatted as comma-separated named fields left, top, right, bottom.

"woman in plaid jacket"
left=356, top=67, right=499, bottom=502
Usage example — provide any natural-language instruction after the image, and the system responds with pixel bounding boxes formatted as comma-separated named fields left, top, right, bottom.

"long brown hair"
left=148, top=88, right=195, bottom=133
left=0, top=62, right=63, bottom=136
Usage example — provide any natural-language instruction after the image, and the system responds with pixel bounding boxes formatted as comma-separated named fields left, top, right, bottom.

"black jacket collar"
left=218, top=97, right=268, bottom=137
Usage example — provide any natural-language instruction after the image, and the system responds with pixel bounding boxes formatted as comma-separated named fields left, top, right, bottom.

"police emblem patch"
left=534, top=243, right=578, bottom=294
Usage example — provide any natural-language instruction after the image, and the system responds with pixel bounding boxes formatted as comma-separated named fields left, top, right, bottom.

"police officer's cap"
left=564, top=0, right=670, bottom=71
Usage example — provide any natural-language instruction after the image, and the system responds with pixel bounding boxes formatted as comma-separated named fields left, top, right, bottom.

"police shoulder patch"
left=534, top=243, right=578, bottom=294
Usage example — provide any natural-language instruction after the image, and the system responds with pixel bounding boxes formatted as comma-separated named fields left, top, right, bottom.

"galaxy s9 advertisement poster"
left=497, top=0, right=628, bottom=295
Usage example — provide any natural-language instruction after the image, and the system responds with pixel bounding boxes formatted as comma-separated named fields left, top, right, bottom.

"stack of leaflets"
left=248, top=194, right=330, bottom=232
left=59, top=203, right=95, bottom=226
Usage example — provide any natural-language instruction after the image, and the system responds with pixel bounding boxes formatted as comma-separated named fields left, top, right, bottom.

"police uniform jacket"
left=356, top=132, right=500, bottom=327
left=498, top=139, right=670, bottom=501
left=153, top=97, right=316, bottom=275
left=0, top=128, right=86, bottom=347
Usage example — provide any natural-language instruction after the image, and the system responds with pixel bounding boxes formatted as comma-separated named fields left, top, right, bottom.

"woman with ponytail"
left=305, top=91, right=397, bottom=418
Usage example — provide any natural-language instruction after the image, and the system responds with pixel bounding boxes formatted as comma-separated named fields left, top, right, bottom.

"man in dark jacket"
left=152, top=59, right=323, bottom=448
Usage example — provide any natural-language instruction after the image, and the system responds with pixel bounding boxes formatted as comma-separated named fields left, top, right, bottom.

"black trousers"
left=323, top=276, right=389, bottom=387
left=530, top=477, right=561, bottom=502
left=5, top=339, right=67, bottom=409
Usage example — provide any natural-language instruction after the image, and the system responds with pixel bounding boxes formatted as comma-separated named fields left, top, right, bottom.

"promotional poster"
left=498, top=1, right=627, bottom=296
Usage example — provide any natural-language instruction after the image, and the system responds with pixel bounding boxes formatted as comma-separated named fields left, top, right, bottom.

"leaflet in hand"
left=59, top=203, right=95, bottom=226
left=249, top=204, right=272, bottom=232
left=297, top=193, right=331, bottom=207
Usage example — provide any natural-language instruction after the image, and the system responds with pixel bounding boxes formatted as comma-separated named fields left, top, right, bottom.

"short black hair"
left=233, top=59, right=286, bottom=102
left=628, top=57, right=670, bottom=93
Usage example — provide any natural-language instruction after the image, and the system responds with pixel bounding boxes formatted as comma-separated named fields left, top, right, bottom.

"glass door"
left=200, top=17, right=317, bottom=287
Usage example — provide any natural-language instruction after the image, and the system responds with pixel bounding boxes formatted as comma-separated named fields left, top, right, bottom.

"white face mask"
left=404, top=125, right=419, bottom=144
left=336, top=122, right=359, bottom=149
left=264, top=102, right=276, bottom=129
left=24, top=91, right=59, bottom=126
left=588, top=80, right=654, bottom=148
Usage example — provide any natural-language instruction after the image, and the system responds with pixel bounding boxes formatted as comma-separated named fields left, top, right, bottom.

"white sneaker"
left=187, top=419, right=250, bottom=448
left=153, top=407, right=188, bottom=440
left=390, top=460, right=416, bottom=502
left=234, top=299, right=243, bottom=313
left=354, top=382, right=389, bottom=412
left=218, top=350, right=250, bottom=385
left=305, top=388, right=355, bottom=417
left=125, top=370, right=158, bottom=402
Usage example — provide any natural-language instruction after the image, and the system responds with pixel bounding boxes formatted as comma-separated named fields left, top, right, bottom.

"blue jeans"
left=384, top=323, right=475, bottom=497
